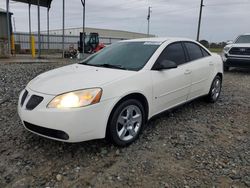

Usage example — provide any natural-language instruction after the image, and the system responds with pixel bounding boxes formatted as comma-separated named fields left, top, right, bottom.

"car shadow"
left=24, top=132, right=111, bottom=153
left=226, top=67, right=250, bottom=74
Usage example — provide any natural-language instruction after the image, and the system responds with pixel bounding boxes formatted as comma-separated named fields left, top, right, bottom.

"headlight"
left=223, top=46, right=231, bottom=53
left=47, top=88, right=102, bottom=108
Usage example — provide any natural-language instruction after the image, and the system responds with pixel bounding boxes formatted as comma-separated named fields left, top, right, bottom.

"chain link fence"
left=13, top=32, right=126, bottom=54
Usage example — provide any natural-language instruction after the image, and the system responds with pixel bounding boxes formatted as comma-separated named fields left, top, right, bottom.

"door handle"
left=209, top=61, right=214, bottom=66
left=184, top=70, right=192, bottom=75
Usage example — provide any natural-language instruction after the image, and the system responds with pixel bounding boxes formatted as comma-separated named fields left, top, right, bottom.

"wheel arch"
left=105, top=92, right=149, bottom=137
left=216, top=72, right=223, bottom=81
left=216, top=72, right=223, bottom=84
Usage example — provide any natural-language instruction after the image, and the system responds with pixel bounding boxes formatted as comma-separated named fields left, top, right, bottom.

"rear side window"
left=185, top=42, right=204, bottom=61
left=156, top=42, right=186, bottom=65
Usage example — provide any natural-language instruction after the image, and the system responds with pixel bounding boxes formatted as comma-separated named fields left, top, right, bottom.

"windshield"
left=79, top=42, right=160, bottom=71
left=235, top=35, right=250, bottom=44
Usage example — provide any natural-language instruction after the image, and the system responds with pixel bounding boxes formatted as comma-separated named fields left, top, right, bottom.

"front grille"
left=24, top=121, right=69, bottom=140
left=21, top=90, right=28, bottom=106
left=26, top=95, right=43, bottom=110
left=229, top=47, right=250, bottom=56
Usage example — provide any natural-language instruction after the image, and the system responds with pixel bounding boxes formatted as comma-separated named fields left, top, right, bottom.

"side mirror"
left=226, top=41, right=233, bottom=45
left=154, top=60, right=178, bottom=70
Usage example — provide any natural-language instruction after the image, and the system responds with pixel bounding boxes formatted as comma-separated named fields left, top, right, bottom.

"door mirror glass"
left=155, top=60, right=178, bottom=70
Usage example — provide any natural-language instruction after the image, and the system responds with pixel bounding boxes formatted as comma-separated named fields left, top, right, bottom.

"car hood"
left=28, top=64, right=134, bottom=95
left=229, top=43, right=250, bottom=48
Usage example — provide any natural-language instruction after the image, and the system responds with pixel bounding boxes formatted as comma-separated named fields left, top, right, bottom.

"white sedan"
left=18, top=38, right=223, bottom=146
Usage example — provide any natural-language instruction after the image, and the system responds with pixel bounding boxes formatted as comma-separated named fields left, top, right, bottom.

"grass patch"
left=208, top=48, right=223, bottom=53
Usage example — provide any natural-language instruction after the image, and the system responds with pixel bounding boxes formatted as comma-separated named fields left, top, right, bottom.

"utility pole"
left=13, top=17, right=16, bottom=32
left=62, top=0, right=65, bottom=58
left=37, top=0, right=41, bottom=58
left=28, top=3, right=31, bottom=52
left=147, top=6, right=152, bottom=37
left=6, top=0, right=11, bottom=55
left=80, top=0, right=86, bottom=59
left=196, top=0, right=204, bottom=41
left=47, top=6, right=50, bottom=53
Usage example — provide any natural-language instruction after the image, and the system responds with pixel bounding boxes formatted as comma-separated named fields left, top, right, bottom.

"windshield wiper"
left=80, top=63, right=127, bottom=70
left=96, top=64, right=127, bottom=70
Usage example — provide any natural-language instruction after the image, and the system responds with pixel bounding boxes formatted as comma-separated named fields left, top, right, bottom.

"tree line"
left=199, top=40, right=227, bottom=49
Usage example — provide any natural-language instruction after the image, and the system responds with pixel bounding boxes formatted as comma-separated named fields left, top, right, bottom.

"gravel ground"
left=0, top=62, right=249, bottom=188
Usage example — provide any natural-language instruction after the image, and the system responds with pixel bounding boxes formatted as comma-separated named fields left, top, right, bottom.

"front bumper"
left=18, top=88, right=116, bottom=142
left=223, top=53, right=250, bottom=68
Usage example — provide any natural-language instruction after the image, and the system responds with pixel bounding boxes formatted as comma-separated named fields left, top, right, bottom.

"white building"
left=42, top=27, right=155, bottom=39
left=13, top=27, right=155, bottom=51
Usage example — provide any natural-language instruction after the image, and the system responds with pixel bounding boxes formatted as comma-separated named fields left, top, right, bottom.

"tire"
left=106, top=99, right=146, bottom=147
left=87, top=47, right=93, bottom=54
left=224, top=65, right=229, bottom=72
left=206, top=75, right=222, bottom=103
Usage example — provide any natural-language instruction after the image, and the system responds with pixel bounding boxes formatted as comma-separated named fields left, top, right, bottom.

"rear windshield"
left=80, top=42, right=160, bottom=71
left=235, top=35, right=250, bottom=44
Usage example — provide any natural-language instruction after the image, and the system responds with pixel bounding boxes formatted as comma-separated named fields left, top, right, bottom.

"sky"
left=0, top=0, right=250, bottom=42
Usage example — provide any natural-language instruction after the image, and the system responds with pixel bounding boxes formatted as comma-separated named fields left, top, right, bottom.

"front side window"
left=79, top=42, right=160, bottom=71
left=235, top=35, right=250, bottom=44
left=155, top=42, right=186, bottom=66
left=185, top=42, right=204, bottom=61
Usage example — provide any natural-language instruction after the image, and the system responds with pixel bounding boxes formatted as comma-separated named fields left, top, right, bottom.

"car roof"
left=242, top=33, right=250, bottom=35
left=121, top=37, right=195, bottom=43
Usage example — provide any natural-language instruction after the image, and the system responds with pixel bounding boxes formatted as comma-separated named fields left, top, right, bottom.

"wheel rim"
left=116, top=105, right=142, bottom=141
left=88, top=48, right=92, bottom=53
left=211, top=78, right=221, bottom=101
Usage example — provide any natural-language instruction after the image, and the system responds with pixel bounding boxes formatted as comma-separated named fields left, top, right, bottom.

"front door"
left=151, top=42, right=192, bottom=115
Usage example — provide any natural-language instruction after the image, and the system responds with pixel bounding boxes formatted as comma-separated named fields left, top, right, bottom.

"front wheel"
left=107, top=99, right=145, bottom=147
left=206, top=75, right=222, bottom=103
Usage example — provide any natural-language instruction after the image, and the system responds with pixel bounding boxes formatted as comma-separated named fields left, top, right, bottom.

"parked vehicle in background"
left=222, top=33, right=250, bottom=71
left=64, top=44, right=78, bottom=59
left=18, top=38, right=223, bottom=146
left=78, top=32, right=105, bottom=54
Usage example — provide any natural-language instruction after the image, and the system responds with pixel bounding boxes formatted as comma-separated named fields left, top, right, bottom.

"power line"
left=152, top=6, right=198, bottom=16
left=206, top=1, right=250, bottom=7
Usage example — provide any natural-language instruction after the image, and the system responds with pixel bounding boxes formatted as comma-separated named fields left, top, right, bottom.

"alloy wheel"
left=211, top=78, right=221, bottom=101
left=116, top=105, right=142, bottom=141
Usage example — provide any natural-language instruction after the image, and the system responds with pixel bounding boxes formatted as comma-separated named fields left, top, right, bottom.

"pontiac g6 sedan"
left=18, top=38, right=223, bottom=146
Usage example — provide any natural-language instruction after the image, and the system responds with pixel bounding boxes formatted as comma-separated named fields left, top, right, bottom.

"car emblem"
left=240, top=48, right=246, bottom=52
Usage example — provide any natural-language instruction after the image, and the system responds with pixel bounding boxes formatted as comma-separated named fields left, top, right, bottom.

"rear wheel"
left=206, top=76, right=222, bottom=103
left=84, top=46, right=93, bottom=54
left=107, top=99, right=145, bottom=147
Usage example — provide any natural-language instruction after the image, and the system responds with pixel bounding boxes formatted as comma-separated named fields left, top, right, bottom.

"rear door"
left=183, top=42, right=211, bottom=100
left=151, top=42, right=192, bottom=115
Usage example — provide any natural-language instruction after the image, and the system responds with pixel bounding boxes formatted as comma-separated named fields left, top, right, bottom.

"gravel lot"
left=0, top=62, right=249, bottom=188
